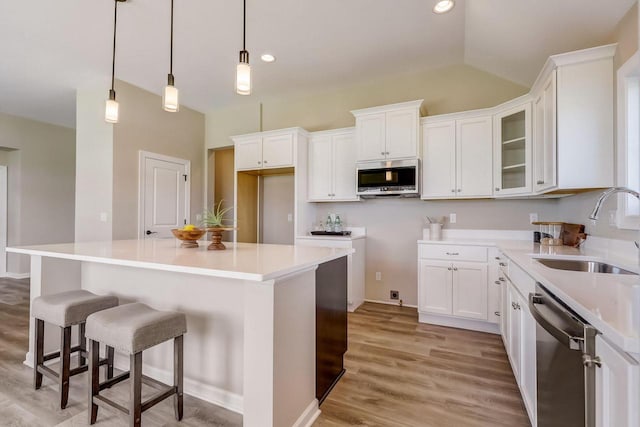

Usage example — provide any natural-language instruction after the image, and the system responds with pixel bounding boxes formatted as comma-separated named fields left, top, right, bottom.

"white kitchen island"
left=8, top=239, right=352, bottom=427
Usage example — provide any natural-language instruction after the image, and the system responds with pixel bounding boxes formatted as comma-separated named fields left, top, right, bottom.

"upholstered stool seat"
left=86, top=303, right=187, bottom=427
left=32, top=290, right=118, bottom=409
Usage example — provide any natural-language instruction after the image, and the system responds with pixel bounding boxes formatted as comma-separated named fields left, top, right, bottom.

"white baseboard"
left=364, top=299, right=417, bottom=309
left=114, top=359, right=243, bottom=415
left=7, top=272, right=30, bottom=279
left=293, top=399, right=321, bottom=427
left=418, top=312, right=500, bottom=335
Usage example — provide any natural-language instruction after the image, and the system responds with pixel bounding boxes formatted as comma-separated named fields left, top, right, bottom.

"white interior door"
left=140, top=152, right=190, bottom=238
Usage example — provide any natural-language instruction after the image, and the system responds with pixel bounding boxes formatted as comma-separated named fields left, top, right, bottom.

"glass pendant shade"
left=236, top=61, right=251, bottom=95
left=163, top=78, right=179, bottom=112
left=163, top=85, right=179, bottom=112
left=105, top=90, right=119, bottom=123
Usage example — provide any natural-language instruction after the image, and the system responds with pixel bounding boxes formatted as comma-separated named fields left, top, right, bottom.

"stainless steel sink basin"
left=536, top=258, right=637, bottom=275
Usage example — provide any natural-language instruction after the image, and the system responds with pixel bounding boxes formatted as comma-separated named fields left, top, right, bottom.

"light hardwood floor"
left=0, top=278, right=529, bottom=426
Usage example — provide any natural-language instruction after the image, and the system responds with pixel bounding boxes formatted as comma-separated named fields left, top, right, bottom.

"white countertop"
left=419, top=232, right=640, bottom=354
left=7, top=239, right=352, bottom=282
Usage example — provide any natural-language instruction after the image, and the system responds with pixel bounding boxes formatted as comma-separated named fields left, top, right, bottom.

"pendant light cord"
left=170, top=0, right=174, bottom=75
left=111, top=0, right=118, bottom=92
left=242, top=0, right=246, bottom=51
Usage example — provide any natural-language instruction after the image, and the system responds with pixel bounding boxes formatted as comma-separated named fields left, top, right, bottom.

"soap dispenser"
left=324, top=215, right=333, bottom=233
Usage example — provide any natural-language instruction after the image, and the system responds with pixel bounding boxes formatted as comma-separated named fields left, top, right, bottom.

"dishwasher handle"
left=529, top=293, right=584, bottom=351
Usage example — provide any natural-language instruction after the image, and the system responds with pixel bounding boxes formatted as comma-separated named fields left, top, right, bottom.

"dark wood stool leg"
left=78, top=323, right=86, bottom=367
left=130, top=352, right=142, bottom=427
left=88, top=339, right=99, bottom=424
left=174, top=335, right=184, bottom=421
left=59, top=326, right=71, bottom=409
left=106, top=346, right=115, bottom=380
left=34, top=319, right=44, bottom=390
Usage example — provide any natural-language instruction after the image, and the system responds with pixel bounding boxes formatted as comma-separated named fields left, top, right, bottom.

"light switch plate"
left=287, top=213, right=293, bottom=222
left=529, top=213, right=538, bottom=223
left=449, top=213, right=457, bottom=224
left=99, top=212, right=108, bottom=222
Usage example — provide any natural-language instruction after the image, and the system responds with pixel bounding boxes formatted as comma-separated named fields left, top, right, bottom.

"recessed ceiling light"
left=433, top=0, right=454, bottom=14
left=261, top=53, right=276, bottom=63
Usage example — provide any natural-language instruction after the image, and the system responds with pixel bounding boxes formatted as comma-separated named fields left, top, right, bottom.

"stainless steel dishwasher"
left=529, top=283, right=599, bottom=427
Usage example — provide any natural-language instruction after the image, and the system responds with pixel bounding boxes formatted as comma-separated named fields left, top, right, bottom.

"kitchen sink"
left=536, top=258, right=638, bottom=275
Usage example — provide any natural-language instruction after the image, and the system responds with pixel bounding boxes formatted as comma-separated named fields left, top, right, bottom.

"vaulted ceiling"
left=0, top=0, right=636, bottom=128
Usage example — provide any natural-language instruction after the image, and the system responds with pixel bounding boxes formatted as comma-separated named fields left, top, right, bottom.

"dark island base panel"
left=315, top=256, right=348, bottom=404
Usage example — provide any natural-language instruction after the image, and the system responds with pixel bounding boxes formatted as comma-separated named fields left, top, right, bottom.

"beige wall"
left=112, top=81, right=205, bottom=239
left=76, top=81, right=205, bottom=242
left=0, top=112, right=76, bottom=274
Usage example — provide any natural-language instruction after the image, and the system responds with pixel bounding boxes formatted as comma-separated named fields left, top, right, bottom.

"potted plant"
left=202, top=200, right=233, bottom=250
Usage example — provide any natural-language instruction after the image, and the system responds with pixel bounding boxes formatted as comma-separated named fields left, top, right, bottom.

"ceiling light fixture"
left=433, top=0, right=454, bottom=14
left=105, top=0, right=126, bottom=124
left=236, top=0, right=251, bottom=95
left=261, top=53, right=276, bottom=63
left=163, top=0, right=179, bottom=112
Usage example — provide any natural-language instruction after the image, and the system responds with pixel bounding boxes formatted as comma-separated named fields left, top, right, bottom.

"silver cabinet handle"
left=263, top=160, right=268, bottom=164
left=446, top=252, right=459, bottom=256
left=494, top=280, right=501, bottom=285
left=453, top=267, right=458, bottom=271
left=537, top=180, right=544, bottom=185
left=582, top=354, right=602, bottom=368
left=457, top=189, right=461, bottom=192
left=494, top=311, right=501, bottom=317
left=386, top=151, right=390, bottom=155
left=451, top=189, right=455, bottom=193
left=447, top=267, right=452, bottom=271
left=257, top=161, right=261, bottom=164
left=499, top=262, right=507, bottom=267
left=512, top=302, right=516, bottom=309
left=499, top=277, right=505, bottom=282
left=495, top=257, right=500, bottom=260
left=495, top=187, right=500, bottom=191
left=381, top=152, right=385, bottom=155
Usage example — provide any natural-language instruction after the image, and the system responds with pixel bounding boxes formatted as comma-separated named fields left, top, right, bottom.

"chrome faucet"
left=589, top=187, right=640, bottom=251
left=589, top=187, right=640, bottom=220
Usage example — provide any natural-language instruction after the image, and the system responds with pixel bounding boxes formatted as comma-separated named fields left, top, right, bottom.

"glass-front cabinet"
left=493, top=103, right=532, bottom=196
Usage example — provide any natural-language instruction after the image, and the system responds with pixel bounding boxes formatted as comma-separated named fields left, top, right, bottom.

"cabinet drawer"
left=419, top=244, right=487, bottom=262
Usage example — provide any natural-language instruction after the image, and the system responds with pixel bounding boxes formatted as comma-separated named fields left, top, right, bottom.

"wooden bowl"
left=171, top=228, right=206, bottom=248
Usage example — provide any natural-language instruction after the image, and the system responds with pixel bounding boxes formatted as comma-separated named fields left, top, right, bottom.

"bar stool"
left=85, top=302, right=187, bottom=427
left=32, top=290, right=119, bottom=409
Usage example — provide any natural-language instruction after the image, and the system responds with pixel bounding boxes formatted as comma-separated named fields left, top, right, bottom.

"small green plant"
left=202, top=200, right=233, bottom=228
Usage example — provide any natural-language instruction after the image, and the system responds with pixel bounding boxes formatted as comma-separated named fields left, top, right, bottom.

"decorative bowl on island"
left=171, top=228, right=206, bottom=248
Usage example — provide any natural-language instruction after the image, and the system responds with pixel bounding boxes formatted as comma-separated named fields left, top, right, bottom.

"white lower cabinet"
left=595, top=335, right=640, bottom=427
left=418, top=243, right=498, bottom=333
left=520, top=299, right=537, bottom=425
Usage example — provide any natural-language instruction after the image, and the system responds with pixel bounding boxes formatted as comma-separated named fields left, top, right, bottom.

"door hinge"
left=183, top=174, right=188, bottom=182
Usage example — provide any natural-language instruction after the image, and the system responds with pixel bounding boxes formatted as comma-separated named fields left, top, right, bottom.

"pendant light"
left=163, top=0, right=179, bottom=112
left=105, top=0, right=125, bottom=123
left=235, top=0, right=251, bottom=95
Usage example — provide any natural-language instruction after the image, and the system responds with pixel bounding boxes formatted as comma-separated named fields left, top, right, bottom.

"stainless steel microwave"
left=356, top=159, right=419, bottom=197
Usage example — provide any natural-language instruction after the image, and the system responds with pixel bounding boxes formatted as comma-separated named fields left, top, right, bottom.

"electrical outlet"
left=390, top=290, right=399, bottom=300
left=529, top=213, right=538, bottom=223
left=196, top=214, right=202, bottom=222
left=375, top=272, right=382, bottom=281
left=608, top=210, right=617, bottom=226
left=287, top=213, right=293, bottom=222
left=99, top=212, right=108, bottom=222
left=450, top=213, right=457, bottom=224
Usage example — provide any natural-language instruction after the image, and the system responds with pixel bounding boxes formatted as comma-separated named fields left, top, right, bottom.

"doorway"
left=138, top=151, right=190, bottom=239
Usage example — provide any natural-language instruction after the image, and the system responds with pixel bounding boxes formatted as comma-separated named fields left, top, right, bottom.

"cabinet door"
left=451, top=262, right=488, bottom=320
left=332, top=132, right=358, bottom=200
left=356, top=114, right=386, bottom=161
left=422, top=121, right=456, bottom=198
left=308, top=135, right=334, bottom=201
left=418, top=260, right=452, bottom=315
left=262, top=133, right=294, bottom=168
left=507, top=284, right=522, bottom=381
left=520, top=301, right=537, bottom=425
left=235, top=137, right=262, bottom=170
left=385, top=108, right=418, bottom=159
left=494, top=103, right=532, bottom=196
left=596, top=335, right=640, bottom=427
left=456, top=116, right=493, bottom=198
left=533, top=70, right=557, bottom=193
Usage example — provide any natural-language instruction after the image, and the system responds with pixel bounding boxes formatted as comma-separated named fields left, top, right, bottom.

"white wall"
left=0, top=112, right=76, bottom=274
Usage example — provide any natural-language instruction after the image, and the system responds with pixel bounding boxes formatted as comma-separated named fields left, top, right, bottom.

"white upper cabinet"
left=232, top=128, right=306, bottom=171
left=494, top=102, right=532, bottom=196
left=531, top=44, right=615, bottom=193
left=352, top=100, right=422, bottom=162
left=456, top=116, right=493, bottom=198
left=308, top=128, right=359, bottom=202
left=421, top=114, right=493, bottom=199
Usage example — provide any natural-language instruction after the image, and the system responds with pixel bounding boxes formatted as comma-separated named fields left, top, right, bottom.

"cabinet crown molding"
left=350, top=99, right=423, bottom=117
